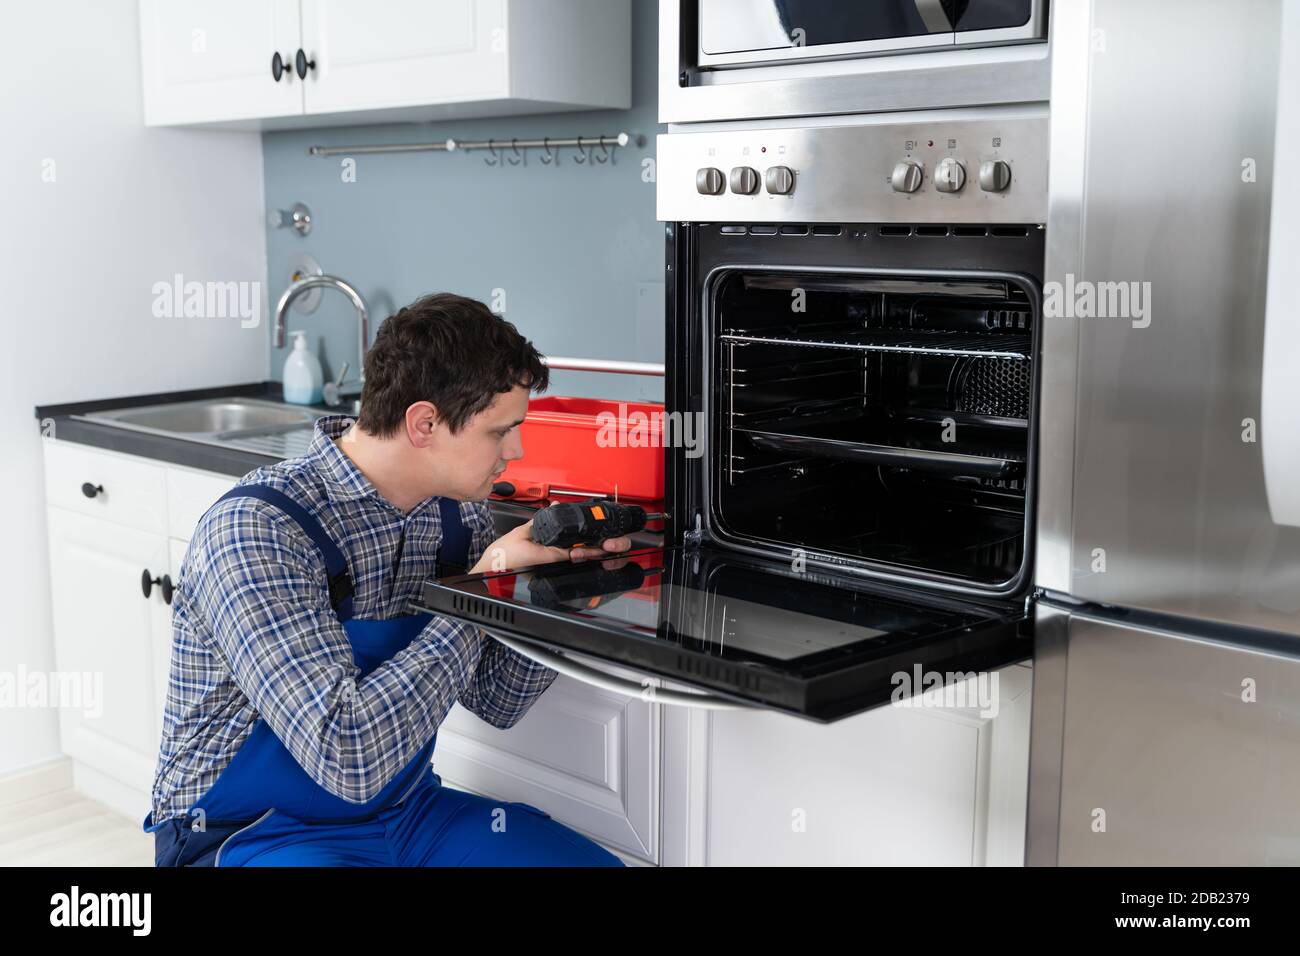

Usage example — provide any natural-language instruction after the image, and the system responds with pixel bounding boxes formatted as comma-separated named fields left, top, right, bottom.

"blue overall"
left=143, top=485, right=622, bottom=867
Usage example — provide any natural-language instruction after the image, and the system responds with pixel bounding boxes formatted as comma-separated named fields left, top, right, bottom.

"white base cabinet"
left=42, top=438, right=1032, bottom=864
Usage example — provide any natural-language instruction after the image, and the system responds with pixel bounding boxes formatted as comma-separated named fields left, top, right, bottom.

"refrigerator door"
left=1037, top=0, right=1300, bottom=635
left=419, top=545, right=1030, bottom=723
left=1027, top=603, right=1300, bottom=865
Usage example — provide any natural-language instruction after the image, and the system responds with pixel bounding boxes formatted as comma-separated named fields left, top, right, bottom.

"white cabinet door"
left=139, top=0, right=303, bottom=125
left=299, top=0, right=507, bottom=115
left=166, top=467, right=237, bottom=541
left=46, top=508, right=171, bottom=795
left=435, top=664, right=659, bottom=864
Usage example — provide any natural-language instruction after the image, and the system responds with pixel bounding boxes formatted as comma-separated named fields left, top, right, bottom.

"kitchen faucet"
left=273, top=274, right=369, bottom=412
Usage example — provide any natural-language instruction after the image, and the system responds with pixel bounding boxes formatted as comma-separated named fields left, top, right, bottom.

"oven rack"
left=721, top=329, right=1031, bottom=361
left=737, top=421, right=1026, bottom=479
left=730, top=351, right=863, bottom=378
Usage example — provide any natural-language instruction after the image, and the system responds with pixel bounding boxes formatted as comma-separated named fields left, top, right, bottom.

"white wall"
left=0, top=1, right=267, bottom=776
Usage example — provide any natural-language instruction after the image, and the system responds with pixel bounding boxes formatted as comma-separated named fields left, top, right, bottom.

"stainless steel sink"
left=75, top=398, right=334, bottom=458
left=92, top=400, right=320, bottom=434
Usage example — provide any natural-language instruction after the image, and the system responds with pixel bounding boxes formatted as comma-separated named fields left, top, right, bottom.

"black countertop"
left=35, top=381, right=664, bottom=546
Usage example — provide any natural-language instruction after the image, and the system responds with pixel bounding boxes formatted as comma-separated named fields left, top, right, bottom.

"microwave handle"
left=488, top=631, right=760, bottom=712
left=1262, top=6, right=1300, bottom=527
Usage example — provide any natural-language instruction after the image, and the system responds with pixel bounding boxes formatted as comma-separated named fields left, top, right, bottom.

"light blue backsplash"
left=262, top=0, right=664, bottom=403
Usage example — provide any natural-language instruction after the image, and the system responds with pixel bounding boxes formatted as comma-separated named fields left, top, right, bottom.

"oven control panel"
left=657, top=113, right=1047, bottom=224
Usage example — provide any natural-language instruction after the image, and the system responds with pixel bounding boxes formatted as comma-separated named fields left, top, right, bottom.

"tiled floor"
left=0, top=788, right=152, bottom=866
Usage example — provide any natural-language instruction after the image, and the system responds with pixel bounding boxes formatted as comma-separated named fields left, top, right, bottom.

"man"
left=142, top=293, right=629, bottom=866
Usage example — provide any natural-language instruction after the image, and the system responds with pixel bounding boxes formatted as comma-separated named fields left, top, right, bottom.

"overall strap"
left=436, top=496, right=471, bottom=574
left=214, top=485, right=356, bottom=621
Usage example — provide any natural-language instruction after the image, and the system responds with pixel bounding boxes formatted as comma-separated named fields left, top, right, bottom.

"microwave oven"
left=661, top=0, right=1051, bottom=124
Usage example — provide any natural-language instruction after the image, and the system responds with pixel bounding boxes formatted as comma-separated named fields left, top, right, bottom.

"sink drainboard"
left=219, top=428, right=317, bottom=458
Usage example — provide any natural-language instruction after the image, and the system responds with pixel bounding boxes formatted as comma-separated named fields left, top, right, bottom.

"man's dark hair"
left=356, top=292, right=548, bottom=437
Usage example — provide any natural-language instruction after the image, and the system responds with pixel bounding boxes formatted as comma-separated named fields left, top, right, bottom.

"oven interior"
left=709, top=268, right=1037, bottom=592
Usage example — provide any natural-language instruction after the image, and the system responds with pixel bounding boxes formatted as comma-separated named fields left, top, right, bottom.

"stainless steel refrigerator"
left=1027, top=0, right=1300, bottom=865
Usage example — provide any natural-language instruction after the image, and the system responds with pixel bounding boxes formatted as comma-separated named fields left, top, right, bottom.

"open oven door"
left=418, top=545, right=1030, bottom=723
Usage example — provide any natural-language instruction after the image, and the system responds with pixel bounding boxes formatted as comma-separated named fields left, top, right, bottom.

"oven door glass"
left=419, top=546, right=1029, bottom=722
left=697, top=0, right=956, bottom=66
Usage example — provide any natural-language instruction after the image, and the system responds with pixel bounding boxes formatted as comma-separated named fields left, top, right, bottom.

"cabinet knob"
left=142, top=570, right=173, bottom=604
left=295, top=49, right=316, bottom=80
left=271, top=51, right=289, bottom=82
left=80, top=482, right=103, bottom=499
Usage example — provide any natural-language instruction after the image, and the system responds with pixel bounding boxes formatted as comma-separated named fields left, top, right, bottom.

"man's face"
left=430, top=384, right=528, bottom=500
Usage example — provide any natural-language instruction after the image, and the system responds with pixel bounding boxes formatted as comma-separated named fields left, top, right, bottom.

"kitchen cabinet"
left=138, top=0, right=302, bottom=125
left=138, top=0, right=631, bottom=128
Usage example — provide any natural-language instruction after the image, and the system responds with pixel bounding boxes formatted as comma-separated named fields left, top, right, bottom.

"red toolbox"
left=495, top=396, right=665, bottom=503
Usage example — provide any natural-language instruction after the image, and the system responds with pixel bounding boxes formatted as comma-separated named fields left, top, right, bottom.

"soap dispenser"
left=283, top=330, right=324, bottom=405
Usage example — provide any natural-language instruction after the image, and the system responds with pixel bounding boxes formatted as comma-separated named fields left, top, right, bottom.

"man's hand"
left=469, top=519, right=632, bottom=575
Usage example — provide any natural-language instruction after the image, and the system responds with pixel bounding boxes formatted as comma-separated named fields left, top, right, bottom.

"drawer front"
left=43, top=440, right=168, bottom=535
left=167, top=467, right=238, bottom=542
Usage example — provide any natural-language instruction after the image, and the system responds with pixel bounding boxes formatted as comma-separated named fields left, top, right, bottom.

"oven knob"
left=934, top=157, right=966, bottom=193
left=729, top=166, right=760, bottom=195
left=696, top=167, right=725, bottom=195
left=764, top=165, right=795, bottom=195
left=891, top=161, right=924, bottom=193
left=979, top=160, right=1012, bottom=192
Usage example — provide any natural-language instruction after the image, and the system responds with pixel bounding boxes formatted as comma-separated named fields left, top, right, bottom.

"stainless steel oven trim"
left=1034, top=0, right=1089, bottom=597
left=662, top=1, right=1051, bottom=124
left=696, top=261, right=1042, bottom=600
left=655, top=109, right=1050, bottom=225
left=487, top=630, right=762, bottom=712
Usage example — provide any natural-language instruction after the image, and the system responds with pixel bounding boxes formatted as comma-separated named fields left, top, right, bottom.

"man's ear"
left=405, top=401, right=441, bottom=448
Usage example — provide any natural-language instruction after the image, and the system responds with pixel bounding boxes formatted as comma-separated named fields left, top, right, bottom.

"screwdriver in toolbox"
left=529, top=498, right=667, bottom=549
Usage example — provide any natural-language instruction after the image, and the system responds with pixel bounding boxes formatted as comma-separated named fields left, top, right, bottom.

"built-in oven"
left=419, top=111, right=1049, bottom=723
left=661, top=1, right=1051, bottom=123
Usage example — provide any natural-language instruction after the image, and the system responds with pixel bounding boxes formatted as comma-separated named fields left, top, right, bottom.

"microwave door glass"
left=698, top=0, right=951, bottom=56
left=954, top=0, right=1035, bottom=32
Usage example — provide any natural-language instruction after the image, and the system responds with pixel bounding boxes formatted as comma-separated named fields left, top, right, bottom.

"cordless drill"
left=529, top=498, right=665, bottom=549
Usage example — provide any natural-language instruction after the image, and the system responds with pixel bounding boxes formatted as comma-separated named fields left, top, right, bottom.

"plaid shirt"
left=148, top=414, right=557, bottom=824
